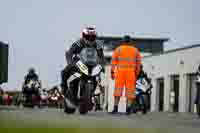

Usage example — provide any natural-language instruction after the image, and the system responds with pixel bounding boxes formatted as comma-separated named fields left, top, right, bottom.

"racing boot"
left=111, top=105, right=118, bottom=114
left=95, top=104, right=103, bottom=111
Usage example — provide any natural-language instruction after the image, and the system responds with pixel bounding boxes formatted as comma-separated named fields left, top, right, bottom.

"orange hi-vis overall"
left=111, top=43, right=141, bottom=99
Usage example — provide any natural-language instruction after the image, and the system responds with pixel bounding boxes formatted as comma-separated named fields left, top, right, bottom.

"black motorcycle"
left=22, top=79, right=41, bottom=108
left=64, top=48, right=103, bottom=114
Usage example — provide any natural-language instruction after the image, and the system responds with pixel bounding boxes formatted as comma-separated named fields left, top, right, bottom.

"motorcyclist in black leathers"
left=24, top=68, right=39, bottom=84
left=61, top=26, right=105, bottom=109
left=23, top=68, right=39, bottom=95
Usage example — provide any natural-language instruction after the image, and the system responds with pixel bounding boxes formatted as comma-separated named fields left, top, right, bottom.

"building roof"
left=97, top=36, right=169, bottom=42
left=144, top=44, right=200, bottom=58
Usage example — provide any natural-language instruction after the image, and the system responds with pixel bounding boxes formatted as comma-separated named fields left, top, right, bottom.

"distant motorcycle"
left=22, top=79, right=41, bottom=108
left=64, top=48, right=103, bottom=114
left=39, top=89, right=49, bottom=107
left=132, top=78, right=152, bottom=114
left=48, top=92, right=64, bottom=108
left=48, top=94, right=58, bottom=107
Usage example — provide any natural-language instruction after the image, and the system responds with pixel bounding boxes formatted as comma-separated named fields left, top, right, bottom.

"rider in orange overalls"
left=111, top=35, right=141, bottom=114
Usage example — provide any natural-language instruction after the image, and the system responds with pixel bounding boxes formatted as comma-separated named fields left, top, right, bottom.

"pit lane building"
left=98, top=36, right=200, bottom=113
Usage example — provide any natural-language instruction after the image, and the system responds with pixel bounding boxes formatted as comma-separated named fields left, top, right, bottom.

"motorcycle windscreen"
left=79, top=48, right=99, bottom=66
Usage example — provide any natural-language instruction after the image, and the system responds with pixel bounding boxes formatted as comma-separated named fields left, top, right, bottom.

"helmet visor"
left=84, top=34, right=96, bottom=42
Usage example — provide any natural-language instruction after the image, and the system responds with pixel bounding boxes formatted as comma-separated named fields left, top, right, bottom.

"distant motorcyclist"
left=61, top=26, right=105, bottom=107
left=24, top=68, right=39, bottom=85
left=40, top=89, right=48, bottom=100
left=22, top=68, right=40, bottom=95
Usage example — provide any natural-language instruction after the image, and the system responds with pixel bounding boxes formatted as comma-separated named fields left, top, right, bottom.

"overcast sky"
left=0, top=0, right=200, bottom=90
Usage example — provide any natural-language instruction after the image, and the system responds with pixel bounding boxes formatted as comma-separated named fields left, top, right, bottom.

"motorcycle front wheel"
left=79, top=81, right=93, bottom=115
left=64, top=89, right=76, bottom=114
left=64, top=100, right=76, bottom=114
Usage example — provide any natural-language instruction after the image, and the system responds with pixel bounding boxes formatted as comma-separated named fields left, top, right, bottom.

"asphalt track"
left=0, top=106, right=200, bottom=132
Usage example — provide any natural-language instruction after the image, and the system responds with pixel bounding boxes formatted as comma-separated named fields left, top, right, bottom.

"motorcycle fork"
left=78, top=78, right=95, bottom=98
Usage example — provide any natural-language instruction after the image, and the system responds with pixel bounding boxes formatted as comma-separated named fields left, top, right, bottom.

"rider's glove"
left=72, top=55, right=80, bottom=65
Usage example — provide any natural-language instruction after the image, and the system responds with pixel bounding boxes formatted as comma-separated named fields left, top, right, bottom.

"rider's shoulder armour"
left=74, top=39, right=84, bottom=48
left=95, top=40, right=104, bottom=50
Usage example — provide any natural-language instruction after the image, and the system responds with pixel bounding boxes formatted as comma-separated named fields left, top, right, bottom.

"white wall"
left=142, top=46, right=200, bottom=112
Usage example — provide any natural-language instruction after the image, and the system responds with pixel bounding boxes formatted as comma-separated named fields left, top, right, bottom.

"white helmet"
left=82, top=26, right=97, bottom=42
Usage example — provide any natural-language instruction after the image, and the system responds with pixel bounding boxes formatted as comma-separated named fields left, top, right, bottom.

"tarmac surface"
left=0, top=106, right=200, bottom=132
